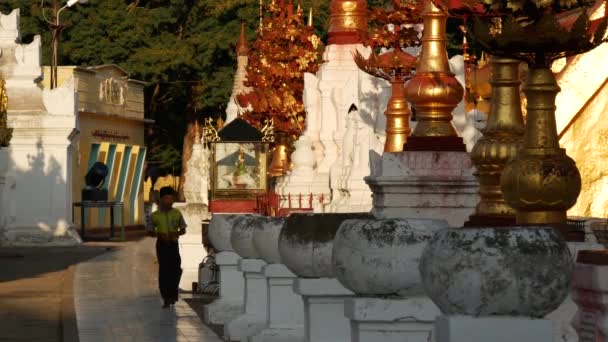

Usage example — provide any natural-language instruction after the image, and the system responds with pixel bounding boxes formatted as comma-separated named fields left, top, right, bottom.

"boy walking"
left=149, top=186, right=186, bottom=308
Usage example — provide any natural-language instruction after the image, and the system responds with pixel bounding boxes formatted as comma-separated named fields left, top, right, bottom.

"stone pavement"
left=74, top=237, right=222, bottom=342
left=0, top=243, right=112, bottom=342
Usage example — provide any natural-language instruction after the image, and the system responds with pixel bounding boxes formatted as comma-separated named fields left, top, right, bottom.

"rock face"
left=251, top=216, right=286, bottom=264
left=278, top=212, right=373, bottom=278
left=209, top=214, right=258, bottom=252
left=419, top=226, right=573, bottom=317
left=332, top=218, right=447, bottom=296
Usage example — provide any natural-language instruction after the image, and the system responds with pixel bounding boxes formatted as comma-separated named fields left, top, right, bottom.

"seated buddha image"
left=217, top=144, right=260, bottom=190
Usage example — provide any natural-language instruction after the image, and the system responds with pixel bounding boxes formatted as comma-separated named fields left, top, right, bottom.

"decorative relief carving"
left=98, top=77, right=125, bottom=105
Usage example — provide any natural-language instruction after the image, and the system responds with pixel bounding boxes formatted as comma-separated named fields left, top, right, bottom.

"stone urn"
left=278, top=213, right=373, bottom=278
left=332, top=218, right=447, bottom=296
left=419, top=226, right=573, bottom=317
left=232, top=215, right=284, bottom=259
left=252, top=216, right=287, bottom=264
left=208, top=214, right=258, bottom=253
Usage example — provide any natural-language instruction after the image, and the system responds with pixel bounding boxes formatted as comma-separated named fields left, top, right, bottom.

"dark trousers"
left=156, top=239, right=182, bottom=300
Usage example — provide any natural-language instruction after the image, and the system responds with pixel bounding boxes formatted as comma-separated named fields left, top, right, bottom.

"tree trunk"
left=177, top=121, right=197, bottom=202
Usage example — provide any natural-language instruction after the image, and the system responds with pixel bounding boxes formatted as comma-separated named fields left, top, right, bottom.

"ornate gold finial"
left=354, top=50, right=417, bottom=152
left=308, top=7, right=313, bottom=27
left=0, top=78, right=13, bottom=148
left=328, top=0, right=368, bottom=44
left=261, top=118, right=275, bottom=143
left=466, top=57, right=524, bottom=226
left=501, top=67, right=581, bottom=225
left=404, top=0, right=466, bottom=151
left=203, top=117, right=220, bottom=144
left=236, top=22, right=249, bottom=56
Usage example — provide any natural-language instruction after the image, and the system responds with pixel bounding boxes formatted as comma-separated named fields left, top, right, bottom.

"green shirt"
left=151, top=208, right=186, bottom=235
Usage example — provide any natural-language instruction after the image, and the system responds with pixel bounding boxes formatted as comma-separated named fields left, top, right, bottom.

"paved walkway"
left=0, top=243, right=111, bottom=342
left=74, top=238, right=221, bottom=342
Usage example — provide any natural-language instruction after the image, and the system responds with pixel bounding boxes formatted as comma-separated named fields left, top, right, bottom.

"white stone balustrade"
left=279, top=213, right=373, bottom=342
left=332, top=218, right=447, bottom=341
left=204, top=214, right=251, bottom=325
left=420, top=226, right=574, bottom=342
left=224, top=215, right=284, bottom=341
left=248, top=216, right=304, bottom=342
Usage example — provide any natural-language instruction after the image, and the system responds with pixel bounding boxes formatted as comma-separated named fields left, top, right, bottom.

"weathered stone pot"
left=332, top=218, right=446, bottom=296
left=232, top=215, right=281, bottom=259
left=279, top=213, right=373, bottom=278
left=419, top=226, right=573, bottom=317
left=208, top=214, right=257, bottom=252
left=251, top=217, right=286, bottom=264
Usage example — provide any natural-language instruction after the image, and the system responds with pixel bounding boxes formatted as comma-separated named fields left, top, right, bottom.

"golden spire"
left=404, top=0, right=465, bottom=151
left=501, top=67, right=581, bottom=225
left=308, top=7, right=313, bottom=26
left=328, top=0, right=367, bottom=44
left=236, top=22, right=249, bottom=56
left=466, top=57, right=524, bottom=226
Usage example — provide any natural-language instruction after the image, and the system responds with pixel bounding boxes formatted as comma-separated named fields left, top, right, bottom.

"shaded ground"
left=0, top=243, right=118, bottom=341
left=184, top=296, right=223, bottom=338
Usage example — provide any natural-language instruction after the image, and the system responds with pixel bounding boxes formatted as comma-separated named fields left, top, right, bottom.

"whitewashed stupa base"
left=203, top=251, right=244, bottom=325
left=293, top=278, right=353, bottom=342
left=250, top=264, right=305, bottom=342
left=224, top=259, right=268, bottom=341
left=435, top=315, right=553, bottom=342
left=345, top=296, right=440, bottom=342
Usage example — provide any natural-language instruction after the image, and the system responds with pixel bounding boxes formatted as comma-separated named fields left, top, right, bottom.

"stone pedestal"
left=250, top=264, right=304, bottom=342
left=293, top=278, right=354, bottom=342
left=435, top=315, right=553, bottom=342
left=366, top=150, right=478, bottom=227
left=345, top=296, right=440, bottom=342
left=546, top=242, right=604, bottom=342
left=571, top=249, right=608, bottom=342
left=203, top=251, right=244, bottom=325
left=224, top=258, right=268, bottom=342
left=420, top=226, right=573, bottom=342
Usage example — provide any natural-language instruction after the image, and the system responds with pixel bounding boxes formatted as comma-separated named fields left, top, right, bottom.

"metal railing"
left=255, top=192, right=328, bottom=217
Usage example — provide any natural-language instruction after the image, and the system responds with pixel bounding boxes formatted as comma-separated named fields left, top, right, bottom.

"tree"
left=237, top=1, right=323, bottom=137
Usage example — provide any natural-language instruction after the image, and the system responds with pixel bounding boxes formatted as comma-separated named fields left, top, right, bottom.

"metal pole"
left=50, top=0, right=58, bottom=89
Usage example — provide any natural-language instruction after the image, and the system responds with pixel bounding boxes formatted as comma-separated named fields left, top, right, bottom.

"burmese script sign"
left=92, top=129, right=130, bottom=142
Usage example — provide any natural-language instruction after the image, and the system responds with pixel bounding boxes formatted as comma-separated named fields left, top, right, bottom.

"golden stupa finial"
left=236, top=21, right=249, bottom=56
left=308, top=7, right=313, bottom=26
left=328, top=0, right=368, bottom=44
